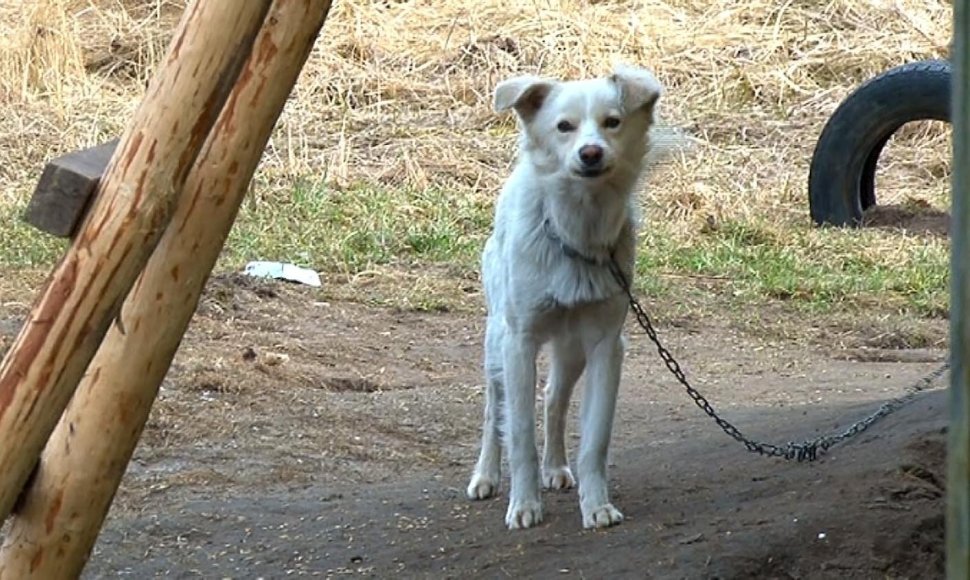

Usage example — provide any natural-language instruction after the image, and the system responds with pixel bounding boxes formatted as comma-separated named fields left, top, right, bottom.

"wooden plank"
left=950, top=0, right=970, bottom=578
left=23, top=139, right=118, bottom=238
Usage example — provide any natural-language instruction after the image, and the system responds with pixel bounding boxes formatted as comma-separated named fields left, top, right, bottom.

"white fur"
left=467, top=65, right=663, bottom=530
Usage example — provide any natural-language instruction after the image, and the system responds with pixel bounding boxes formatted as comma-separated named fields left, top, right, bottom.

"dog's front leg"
left=542, top=337, right=584, bottom=490
left=577, top=333, right=625, bottom=529
left=503, top=331, right=543, bottom=529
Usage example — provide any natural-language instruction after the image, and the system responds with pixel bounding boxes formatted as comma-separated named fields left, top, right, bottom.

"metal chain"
left=607, top=258, right=950, bottom=462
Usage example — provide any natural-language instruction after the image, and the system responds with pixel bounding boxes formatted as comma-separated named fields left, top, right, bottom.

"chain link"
left=607, top=258, right=949, bottom=462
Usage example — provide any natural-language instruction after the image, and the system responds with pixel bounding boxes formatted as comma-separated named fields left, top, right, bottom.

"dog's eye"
left=603, top=116, right=621, bottom=129
left=556, top=120, right=576, bottom=133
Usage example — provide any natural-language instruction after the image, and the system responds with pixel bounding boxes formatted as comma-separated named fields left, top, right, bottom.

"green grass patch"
left=0, top=183, right=950, bottom=320
left=0, top=203, right=67, bottom=268
left=638, top=219, right=949, bottom=318
left=221, top=181, right=492, bottom=273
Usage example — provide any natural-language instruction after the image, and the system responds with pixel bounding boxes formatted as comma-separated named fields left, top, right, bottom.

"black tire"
left=808, top=59, right=951, bottom=227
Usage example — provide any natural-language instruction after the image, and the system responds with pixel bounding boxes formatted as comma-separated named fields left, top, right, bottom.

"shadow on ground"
left=87, top=390, right=947, bottom=579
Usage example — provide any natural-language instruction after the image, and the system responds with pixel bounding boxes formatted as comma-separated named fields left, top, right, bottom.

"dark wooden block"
left=23, top=139, right=119, bottom=238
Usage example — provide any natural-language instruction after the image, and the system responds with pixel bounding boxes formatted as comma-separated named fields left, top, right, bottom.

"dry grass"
left=0, top=0, right=954, bottom=316
left=0, top=0, right=955, bottom=508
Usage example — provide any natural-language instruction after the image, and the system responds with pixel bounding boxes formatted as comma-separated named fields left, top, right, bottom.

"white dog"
left=467, top=65, right=663, bottom=529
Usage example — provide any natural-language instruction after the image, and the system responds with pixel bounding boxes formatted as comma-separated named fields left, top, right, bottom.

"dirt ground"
left=0, top=264, right=950, bottom=579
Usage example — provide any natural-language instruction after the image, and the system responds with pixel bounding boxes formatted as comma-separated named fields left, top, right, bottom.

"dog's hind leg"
left=467, top=317, right=505, bottom=500
left=542, top=336, right=584, bottom=490
left=467, top=374, right=503, bottom=500
left=577, top=332, right=625, bottom=529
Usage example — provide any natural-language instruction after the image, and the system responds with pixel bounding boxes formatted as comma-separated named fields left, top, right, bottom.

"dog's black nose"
left=578, top=144, right=604, bottom=167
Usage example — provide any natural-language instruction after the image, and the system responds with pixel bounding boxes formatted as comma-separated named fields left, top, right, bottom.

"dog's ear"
left=493, top=76, right=557, bottom=122
left=610, top=64, right=662, bottom=119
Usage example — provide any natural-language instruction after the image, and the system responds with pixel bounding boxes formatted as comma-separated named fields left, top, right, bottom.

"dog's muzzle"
left=575, top=166, right=608, bottom=178
left=575, top=144, right=608, bottom=178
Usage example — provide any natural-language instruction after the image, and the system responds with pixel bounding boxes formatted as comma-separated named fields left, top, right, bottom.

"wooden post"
left=0, top=0, right=272, bottom=523
left=0, top=0, right=332, bottom=576
left=950, top=1, right=970, bottom=578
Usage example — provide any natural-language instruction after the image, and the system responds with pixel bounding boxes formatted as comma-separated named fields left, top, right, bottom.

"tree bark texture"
left=0, top=0, right=332, bottom=577
left=0, top=0, right=272, bottom=526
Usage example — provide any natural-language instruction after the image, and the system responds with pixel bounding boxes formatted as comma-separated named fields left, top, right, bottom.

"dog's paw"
left=467, top=472, right=500, bottom=500
left=582, top=503, right=624, bottom=529
left=505, top=498, right=544, bottom=529
left=542, top=466, right=576, bottom=490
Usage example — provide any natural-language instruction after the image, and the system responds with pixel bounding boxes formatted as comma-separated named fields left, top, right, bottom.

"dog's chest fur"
left=531, top=219, right=634, bottom=309
left=483, top=169, right=638, bottom=319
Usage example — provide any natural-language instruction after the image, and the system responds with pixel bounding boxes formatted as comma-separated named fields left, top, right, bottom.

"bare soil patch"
left=1, top=273, right=948, bottom=578
left=863, top=203, right=951, bottom=237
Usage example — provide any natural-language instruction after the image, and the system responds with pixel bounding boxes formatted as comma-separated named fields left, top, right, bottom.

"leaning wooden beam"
left=0, top=0, right=332, bottom=576
left=949, top=1, right=970, bottom=578
left=0, top=0, right=272, bottom=523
